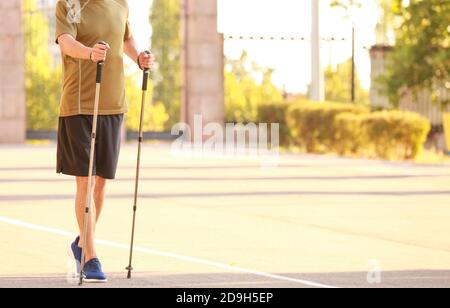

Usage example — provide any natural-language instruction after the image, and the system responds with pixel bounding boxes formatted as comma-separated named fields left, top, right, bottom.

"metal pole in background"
left=310, top=0, right=324, bottom=102
left=351, top=24, right=356, bottom=103
left=181, top=0, right=190, bottom=124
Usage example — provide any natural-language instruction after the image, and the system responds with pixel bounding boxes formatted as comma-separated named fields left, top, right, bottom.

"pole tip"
left=126, top=266, right=133, bottom=279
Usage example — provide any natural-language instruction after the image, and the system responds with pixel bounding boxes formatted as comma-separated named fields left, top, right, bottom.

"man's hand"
left=90, top=42, right=110, bottom=63
left=137, top=51, right=155, bottom=70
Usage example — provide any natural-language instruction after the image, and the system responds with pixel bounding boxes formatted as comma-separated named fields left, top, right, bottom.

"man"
left=55, top=0, right=155, bottom=283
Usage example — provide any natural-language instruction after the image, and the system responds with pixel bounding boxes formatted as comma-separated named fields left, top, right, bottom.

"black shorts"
left=57, top=114, right=124, bottom=180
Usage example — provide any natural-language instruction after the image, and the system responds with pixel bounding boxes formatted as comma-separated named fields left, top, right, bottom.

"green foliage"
left=379, top=0, right=450, bottom=106
left=225, top=52, right=283, bottom=123
left=125, top=72, right=169, bottom=132
left=334, top=111, right=431, bottom=159
left=150, top=0, right=181, bottom=128
left=286, top=101, right=368, bottom=152
left=325, top=60, right=369, bottom=104
left=282, top=100, right=430, bottom=160
left=375, top=0, right=398, bottom=44
left=23, top=0, right=61, bottom=130
left=257, top=99, right=431, bottom=160
left=330, top=0, right=362, bottom=19
left=363, top=111, right=431, bottom=159
left=257, top=102, right=292, bottom=146
left=334, top=112, right=366, bottom=155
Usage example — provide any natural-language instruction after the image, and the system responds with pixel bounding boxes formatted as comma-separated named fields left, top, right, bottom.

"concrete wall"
left=181, top=0, right=224, bottom=138
left=0, top=0, right=26, bottom=143
left=369, top=46, right=391, bottom=109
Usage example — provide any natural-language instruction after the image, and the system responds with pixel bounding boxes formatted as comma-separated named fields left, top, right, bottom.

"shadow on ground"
left=1, top=270, right=449, bottom=288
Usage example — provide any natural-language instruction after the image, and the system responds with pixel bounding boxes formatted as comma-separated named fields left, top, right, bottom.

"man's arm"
left=124, top=34, right=155, bottom=70
left=58, top=34, right=110, bottom=63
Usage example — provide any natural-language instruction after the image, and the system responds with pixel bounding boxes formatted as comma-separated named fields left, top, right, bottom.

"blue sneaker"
left=83, top=258, right=108, bottom=283
left=70, top=236, right=82, bottom=273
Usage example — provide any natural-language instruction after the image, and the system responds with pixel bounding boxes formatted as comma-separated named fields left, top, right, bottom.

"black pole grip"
left=95, top=41, right=108, bottom=84
left=96, top=63, right=104, bottom=84
left=142, top=51, right=151, bottom=91
left=142, top=71, right=149, bottom=91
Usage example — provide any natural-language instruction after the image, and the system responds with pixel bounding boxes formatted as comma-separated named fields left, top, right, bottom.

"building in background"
left=369, top=45, right=391, bottom=109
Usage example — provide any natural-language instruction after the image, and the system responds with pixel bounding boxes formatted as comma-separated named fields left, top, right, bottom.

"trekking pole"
left=126, top=51, right=152, bottom=279
left=79, top=41, right=107, bottom=286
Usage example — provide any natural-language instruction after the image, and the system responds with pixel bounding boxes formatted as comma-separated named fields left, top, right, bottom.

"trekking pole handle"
left=142, top=51, right=152, bottom=91
left=96, top=41, right=108, bottom=84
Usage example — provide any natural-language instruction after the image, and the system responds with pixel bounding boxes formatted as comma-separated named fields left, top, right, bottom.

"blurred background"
left=1, top=0, right=449, bottom=161
left=1, top=1, right=450, bottom=287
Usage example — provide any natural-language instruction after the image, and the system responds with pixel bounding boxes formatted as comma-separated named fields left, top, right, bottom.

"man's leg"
left=75, top=176, right=97, bottom=261
left=94, top=176, right=107, bottom=222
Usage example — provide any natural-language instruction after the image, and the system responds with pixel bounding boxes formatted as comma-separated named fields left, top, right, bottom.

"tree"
left=330, top=0, right=362, bottom=18
left=380, top=0, right=450, bottom=106
left=225, top=52, right=283, bottom=123
left=150, top=0, right=181, bottom=128
left=325, top=60, right=369, bottom=104
left=330, top=0, right=362, bottom=103
left=23, top=0, right=61, bottom=131
left=375, top=0, right=397, bottom=44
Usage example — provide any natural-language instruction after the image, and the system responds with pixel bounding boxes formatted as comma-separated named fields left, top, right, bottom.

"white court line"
left=0, top=216, right=337, bottom=289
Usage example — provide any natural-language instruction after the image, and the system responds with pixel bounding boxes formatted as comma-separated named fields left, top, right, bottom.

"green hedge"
left=363, top=111, right=430, bottom=160
left=257, top=101, right=431, bottom=160
left=334, top=112, right=366, bottom=155
left=258, top=102, right=292, bottom=146
left=286, top=101, right=368, bottom=152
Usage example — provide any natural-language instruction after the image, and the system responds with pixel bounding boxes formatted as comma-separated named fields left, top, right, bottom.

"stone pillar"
left=181, top=0, right=224, bottom=137
left=310, top=0, right=324, bottom=102
left=369, top=45, right=392, bottom=109
left=0, top=0, right=26, bottom=143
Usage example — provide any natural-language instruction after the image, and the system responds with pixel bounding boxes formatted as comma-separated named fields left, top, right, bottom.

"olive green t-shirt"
left=55, top=0, right=132, bottom=117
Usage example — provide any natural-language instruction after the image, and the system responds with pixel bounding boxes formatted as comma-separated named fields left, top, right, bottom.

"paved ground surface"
left=0, top=144, right=450, bottom=288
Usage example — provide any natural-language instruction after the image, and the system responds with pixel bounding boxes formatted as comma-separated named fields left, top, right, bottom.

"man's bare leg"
left=75, top=176, right=97, bottom=262
left=94, top=176, right=107, bottom=222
